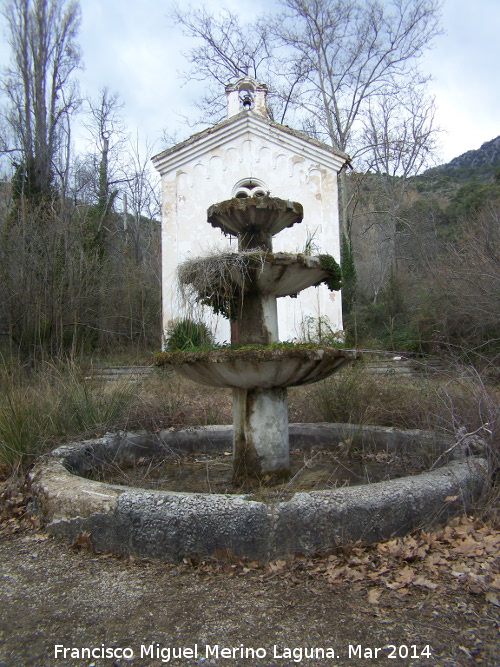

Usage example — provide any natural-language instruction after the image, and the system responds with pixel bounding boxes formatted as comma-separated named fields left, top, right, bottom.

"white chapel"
left=152, top=76, right=349, bottom=345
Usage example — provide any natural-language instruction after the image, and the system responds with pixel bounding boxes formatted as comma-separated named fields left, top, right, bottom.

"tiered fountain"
left=31, top=194, right=488, bottom=559
left=156, top=195, right=358, bottom=482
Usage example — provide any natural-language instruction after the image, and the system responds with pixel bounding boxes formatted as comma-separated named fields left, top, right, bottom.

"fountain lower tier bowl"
left=154, top=347, right=359, bottom=389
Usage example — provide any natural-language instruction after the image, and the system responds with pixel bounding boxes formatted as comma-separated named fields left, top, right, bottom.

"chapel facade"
left=152, top=76, right=349, bottom=345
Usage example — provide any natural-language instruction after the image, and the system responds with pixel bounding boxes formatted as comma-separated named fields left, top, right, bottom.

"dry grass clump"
left=306, top=360, right=498, bottom=436
left=0, top=360, right=136, bottom=469
left=124, top=371, right=232, bottom=431
left=303, top=359, right=500, bottom=519
left=0, top=360, right=235, bottom=470
left=303, top=363, right=435, bottom=429
left=177, top=250, right=252, bottom=319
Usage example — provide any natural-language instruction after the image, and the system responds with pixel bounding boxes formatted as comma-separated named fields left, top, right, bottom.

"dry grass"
left=302, top=360, right=500, bottom=520
left=177, top=249, right=255, bottom=319
left=0, top=362, right=233, bottom=470
left=124, top=370, right=232, bottom=431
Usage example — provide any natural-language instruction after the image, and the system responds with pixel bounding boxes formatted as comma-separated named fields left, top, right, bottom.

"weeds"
left=165, top=318, right=214, bottom=351
left=430, top=355, right=500, bottom=520
left=0, top=359, right=136, bottom=468
left=308, top=361, right=439, bottom=428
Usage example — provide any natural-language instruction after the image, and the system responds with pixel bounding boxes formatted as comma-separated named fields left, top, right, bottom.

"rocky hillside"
left=413, top=136, right=500, bottom=197
left=431, top=136, right=500, bottom=181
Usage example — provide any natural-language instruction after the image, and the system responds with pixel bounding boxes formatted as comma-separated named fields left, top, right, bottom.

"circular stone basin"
left=154, top=348, right=358, bottom=389
left=29, top=424, right=488, bottom=563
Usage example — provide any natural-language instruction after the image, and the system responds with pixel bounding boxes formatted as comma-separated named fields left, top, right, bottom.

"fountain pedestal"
left=156, top=196, right=359, bottom=481
left=233, top=387, right=289, bottom=479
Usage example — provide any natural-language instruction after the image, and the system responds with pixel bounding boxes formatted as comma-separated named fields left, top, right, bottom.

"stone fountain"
left=30, top=196, right=488, bottom=560
left=155, top=195, right=358, bottom=481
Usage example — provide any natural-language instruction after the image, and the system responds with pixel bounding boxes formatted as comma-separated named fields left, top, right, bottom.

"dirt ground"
left=1, top=478, right=500, bottom=667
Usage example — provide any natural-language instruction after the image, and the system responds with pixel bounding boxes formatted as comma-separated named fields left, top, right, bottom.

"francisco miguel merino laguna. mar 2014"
left=54, top=643, right=433, bottom=661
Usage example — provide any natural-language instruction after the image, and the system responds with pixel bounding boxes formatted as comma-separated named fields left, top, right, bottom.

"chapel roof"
left=152, top=110, right=350, bottom=176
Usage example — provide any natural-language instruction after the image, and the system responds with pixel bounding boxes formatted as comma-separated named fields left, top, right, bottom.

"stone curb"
left=29, top=427, right=489, bottom=562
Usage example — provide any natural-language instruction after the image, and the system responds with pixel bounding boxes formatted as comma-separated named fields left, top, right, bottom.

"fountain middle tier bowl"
left=255, top=253, right=328, bottom=296
left=154, top=347, right=359, bottom=389
left=180, top=252, right=333, bottom=298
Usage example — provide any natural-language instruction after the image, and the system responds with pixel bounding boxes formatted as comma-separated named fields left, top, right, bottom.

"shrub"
left=165, top=318, right=214, bottom=351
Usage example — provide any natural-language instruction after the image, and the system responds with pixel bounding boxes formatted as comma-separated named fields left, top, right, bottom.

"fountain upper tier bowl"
left=154, top=347, right=358, bottom=389
left=207, top=196, right=303, bottom=240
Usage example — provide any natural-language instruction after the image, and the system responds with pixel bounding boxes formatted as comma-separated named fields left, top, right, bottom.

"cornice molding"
left=152, top=113, right=349, bottom=176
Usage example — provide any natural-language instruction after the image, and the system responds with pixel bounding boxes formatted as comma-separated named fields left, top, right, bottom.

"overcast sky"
left=1, top=0, right=499, bottom=166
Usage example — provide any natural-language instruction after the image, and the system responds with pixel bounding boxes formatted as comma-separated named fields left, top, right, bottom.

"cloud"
left=422, top=0, right=500, bottom=161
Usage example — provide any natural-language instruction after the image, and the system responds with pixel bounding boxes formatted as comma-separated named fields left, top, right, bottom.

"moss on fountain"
left=154, top=344, right=355, bottom=367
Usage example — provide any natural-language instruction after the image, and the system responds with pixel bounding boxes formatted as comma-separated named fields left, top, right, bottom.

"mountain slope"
left=433, top=136, right=500, bottom=180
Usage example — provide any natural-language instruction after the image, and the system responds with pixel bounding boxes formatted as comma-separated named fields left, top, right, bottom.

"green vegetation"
left=154, top=339, right=348, bottom=367
left=344, top=139, right=500, bottom=359
left=445, top=178, right=500, bottom=223
left=340, top=234, right=356, bottom=314
left=318, top=253, right=342, bottom=292
left=165, top=319, right=214, bottom=351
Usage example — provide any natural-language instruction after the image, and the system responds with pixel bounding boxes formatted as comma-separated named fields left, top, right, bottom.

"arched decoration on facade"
left=232, top=177, right=268, bottom=199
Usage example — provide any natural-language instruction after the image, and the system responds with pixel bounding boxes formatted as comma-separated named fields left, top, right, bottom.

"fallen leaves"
left=72, top=531, right=95, bottom=553
left=413, top=576, right=439, bottom=590
left=367, top=588, right=383, bottom=604
left=2, top=468, right=499, bottom=613
left=153, top=515, right=499, bottom=614
left=0, top=475, right=39, bottom=537
left=242, top=515, right=500, bottom=606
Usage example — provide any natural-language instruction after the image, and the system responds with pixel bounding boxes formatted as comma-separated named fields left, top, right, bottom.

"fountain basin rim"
left=29, top=426, right=489, bottom=562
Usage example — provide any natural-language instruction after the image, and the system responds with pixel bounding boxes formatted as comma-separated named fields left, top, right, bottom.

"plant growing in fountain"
left=155, top=195, right=358, bottom=482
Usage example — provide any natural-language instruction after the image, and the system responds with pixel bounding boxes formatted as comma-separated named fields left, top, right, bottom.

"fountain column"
left=157, top=196, right=356, bottom=483
left=232, top=386, right=289, bottom=480
left=228, top=204, right=289, bottom=480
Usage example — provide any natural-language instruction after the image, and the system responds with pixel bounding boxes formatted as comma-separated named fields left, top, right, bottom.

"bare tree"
left=1, top=0, right=82, bottom=200
left=122, top=133, right=161, bottom=265
left=273, top=0, right=442, bottom=237
left=171, top=5, right=277, bottom=124
left=173, top=0, right=442, bottom=238
left=83, top=87, right=127, bottom=221
left=430, top=202, right=500, bottom=347
left=362, top=87, right=438, bottom=210
left=354, top=85, right=439, bottom=283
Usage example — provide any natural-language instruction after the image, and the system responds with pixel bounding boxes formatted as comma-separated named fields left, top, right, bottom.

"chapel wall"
left=160, top=134, right=343, bottom=345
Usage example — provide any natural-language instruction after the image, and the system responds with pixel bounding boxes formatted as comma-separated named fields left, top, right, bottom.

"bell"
left=242, top=94, right=253, bottom=110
